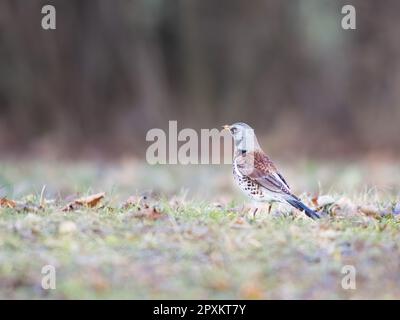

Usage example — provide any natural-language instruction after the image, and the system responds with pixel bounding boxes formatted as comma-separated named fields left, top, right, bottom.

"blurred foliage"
left=0, top=0, right=400, bottom=158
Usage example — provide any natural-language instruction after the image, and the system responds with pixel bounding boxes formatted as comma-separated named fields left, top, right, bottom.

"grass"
left=1, top=159, right=400, bottom=299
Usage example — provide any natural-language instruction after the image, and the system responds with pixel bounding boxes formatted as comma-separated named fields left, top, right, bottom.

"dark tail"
left=286, top=198, right=320, bottom=220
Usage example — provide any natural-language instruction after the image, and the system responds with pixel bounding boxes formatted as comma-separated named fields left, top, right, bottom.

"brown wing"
left=235, top=151, right=291, bottom=195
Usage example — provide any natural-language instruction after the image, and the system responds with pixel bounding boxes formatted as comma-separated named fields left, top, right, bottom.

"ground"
left=0, top=159, right=399, bottom=299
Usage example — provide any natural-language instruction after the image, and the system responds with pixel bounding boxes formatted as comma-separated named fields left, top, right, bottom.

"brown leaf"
left=0, top=198, right=16, bottom=208
left=62, top=192, right=105, bottom=211
left=358, top=205, right=379, bottom=218
left=75, top=192, right=105, bottom=207
left=311, top=194, right=319, bottom=207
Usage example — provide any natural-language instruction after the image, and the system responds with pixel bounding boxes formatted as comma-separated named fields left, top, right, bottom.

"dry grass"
left=0, top=159, right=400, bottom=299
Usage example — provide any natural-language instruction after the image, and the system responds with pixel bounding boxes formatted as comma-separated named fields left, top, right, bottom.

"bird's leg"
left=268, top=203, right=273, bottom=214
left=252, top=207, right=259, bottom=218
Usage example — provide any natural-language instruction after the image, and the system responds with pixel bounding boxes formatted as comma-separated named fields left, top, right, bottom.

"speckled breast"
left=232, top=165, right=266, bottom=201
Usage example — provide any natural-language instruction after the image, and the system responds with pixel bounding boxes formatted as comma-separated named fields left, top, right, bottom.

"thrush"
left=223, top=122, right=320, bottom=220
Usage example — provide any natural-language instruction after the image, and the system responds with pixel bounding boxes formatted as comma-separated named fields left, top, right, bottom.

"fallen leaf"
left=311, top=194, right=319, bottom=207
left=358, top=205, right=379, bottom=218
left=62, top=192, right=105, bottom=211
left=75, top=192, right=105, bottom=207
left=0, top=198, right=16, bottom=208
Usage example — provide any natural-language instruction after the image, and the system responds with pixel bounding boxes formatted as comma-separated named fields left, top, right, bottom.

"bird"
left=223, top=122, right=320, bottom=220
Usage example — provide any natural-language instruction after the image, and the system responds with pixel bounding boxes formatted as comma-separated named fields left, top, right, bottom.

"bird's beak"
left=222, top=125, right=230, bottom=131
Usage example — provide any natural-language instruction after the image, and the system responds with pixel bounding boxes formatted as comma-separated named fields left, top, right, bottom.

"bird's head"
left=223, top=122, right=260, bottom=153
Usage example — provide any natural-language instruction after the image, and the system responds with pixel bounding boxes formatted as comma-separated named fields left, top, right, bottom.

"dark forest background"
left=0, top=0, right=399, bottom=159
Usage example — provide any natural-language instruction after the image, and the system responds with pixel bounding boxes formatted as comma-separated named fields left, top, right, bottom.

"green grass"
left=1, top=197, right=400, bottom=299
left=1, top=160, right=400, bottom=299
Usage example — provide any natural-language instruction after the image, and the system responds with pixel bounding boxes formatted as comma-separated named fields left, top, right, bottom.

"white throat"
left=235, top=129, right=258, bottom=152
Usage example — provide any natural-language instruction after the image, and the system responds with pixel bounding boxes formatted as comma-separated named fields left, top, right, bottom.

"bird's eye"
left=230, top=127, right=237, bottom=134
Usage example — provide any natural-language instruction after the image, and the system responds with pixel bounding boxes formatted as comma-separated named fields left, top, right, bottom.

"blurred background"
left=1, top=0, right=399, bottom=160
left=2, top=1, right=400, bottom=301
